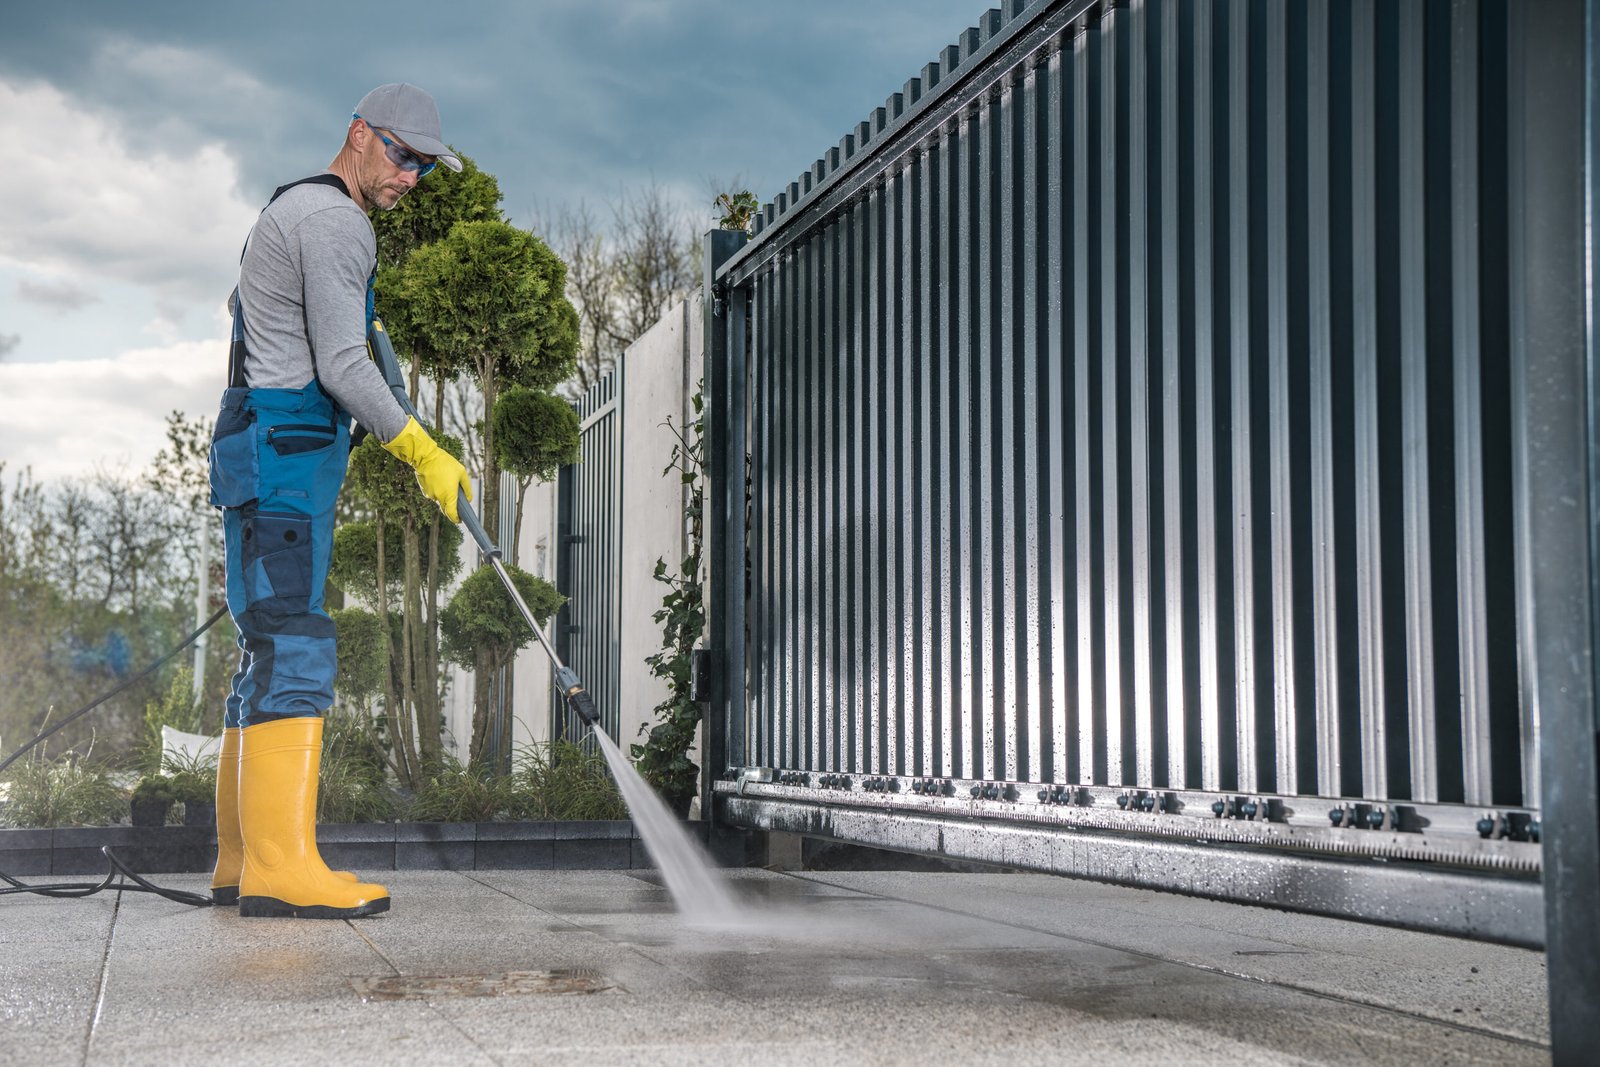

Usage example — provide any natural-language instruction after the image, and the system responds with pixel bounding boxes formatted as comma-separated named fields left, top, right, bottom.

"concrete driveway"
left=2, top=867, right=1548, bottom=1065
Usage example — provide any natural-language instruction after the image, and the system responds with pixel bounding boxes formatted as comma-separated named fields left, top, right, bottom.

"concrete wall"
left=493, top=470, right=560, bottom=753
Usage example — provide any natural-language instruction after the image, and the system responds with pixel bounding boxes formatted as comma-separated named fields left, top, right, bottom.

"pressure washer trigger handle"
left=556, top=667, right=600, bottom=727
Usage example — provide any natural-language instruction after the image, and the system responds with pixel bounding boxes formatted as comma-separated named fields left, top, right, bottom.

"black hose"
left=0, top=846, right=213, bottom=906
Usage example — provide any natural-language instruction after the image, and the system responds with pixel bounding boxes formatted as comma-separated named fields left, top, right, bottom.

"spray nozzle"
left=556, top=667, right=601, bottom=726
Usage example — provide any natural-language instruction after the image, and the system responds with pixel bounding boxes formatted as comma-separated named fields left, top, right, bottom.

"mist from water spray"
left=591, top=729, right=741, bottom=921
left=591, top=730, right=989, bottom=947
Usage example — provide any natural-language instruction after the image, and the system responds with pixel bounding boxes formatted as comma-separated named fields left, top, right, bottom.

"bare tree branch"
left=545, top=183, right=698, bottom=401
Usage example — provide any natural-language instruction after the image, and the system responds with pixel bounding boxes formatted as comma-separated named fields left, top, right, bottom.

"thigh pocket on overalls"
left=208, top=404, right=259, bottom=507
left=266, top=422, right=338, bottom=456
left=240, top=511, right=313, bottom=611
left=257, top=418, right=343, bottom=508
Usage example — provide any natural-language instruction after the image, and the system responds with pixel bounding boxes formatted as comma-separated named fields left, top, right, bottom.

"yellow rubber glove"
left=381, top=416, right=472, bottom=523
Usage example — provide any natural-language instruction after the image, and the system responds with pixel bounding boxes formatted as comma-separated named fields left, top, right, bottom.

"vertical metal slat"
left=1397, top=0, right=1438, bottom=801
left=1126, top=0, right=1158, bottom=789
left=1350, top=0, right=1389, bottom=800
left=1226, top=0, right=1259, bottom=793
left=1190, top=0, right=1225, bottom=794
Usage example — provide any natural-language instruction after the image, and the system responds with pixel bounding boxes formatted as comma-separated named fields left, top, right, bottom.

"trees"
left=548, top=203, right=619, bottom=400
left=147, top=411, right=211, bottom=515
left=0, top=463, right=195, bottom=758
left=387, top=220, right=578, bottom=543
left=3, top=163, right=698, bottom=788
left=358, top=155, right=581, bottom=774
left=492, top=386, right=580, bottom=558
left=610, top=184, right=699, bottom=354
left=549, top=182, right=699, bottom=399
left=333, top=433, right=466, bottom=785
left=145, top=410, right=236, bottom=709
left=383, top=219, right=578, bottom=773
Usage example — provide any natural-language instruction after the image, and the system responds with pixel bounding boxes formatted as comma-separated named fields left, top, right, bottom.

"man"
left=206, top=84, right=471, bottom=919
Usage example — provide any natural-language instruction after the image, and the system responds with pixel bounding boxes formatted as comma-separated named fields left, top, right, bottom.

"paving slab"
left=1, top=866, right=1551, bottom=1066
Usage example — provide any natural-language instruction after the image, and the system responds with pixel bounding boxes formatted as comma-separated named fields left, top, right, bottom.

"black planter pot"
left=665, top=791, right=694, bottom=820
left=130, top=799, right=172, bottom=828
left=181, top=801, right=217, bottom=827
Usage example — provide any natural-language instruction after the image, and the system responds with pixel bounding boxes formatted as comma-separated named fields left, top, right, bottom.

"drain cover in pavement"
left=351, top=969, right=619, bottom=1001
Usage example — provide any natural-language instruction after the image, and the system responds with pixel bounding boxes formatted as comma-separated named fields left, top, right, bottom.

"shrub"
left=168, top=768, right=216, bottom=805
left=1, top=752, right=125, bottom=828
left=407, top=757, right=516, bottom=823
left=317, top=711, right=396, bottom=824
left=131, top=774, right=175, bottom=805
left=331, top=608, right=390, bottom=708
left=492, top=386, right=580, bottom=482
left=508, top=740, right=626, bottom=821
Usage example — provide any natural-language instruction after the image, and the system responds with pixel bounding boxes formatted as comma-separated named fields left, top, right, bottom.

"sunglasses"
left=352, top=113, right=438, bottom=178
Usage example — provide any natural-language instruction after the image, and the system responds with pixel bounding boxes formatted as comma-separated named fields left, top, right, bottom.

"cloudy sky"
left=0, top=0, right=985, bottom=483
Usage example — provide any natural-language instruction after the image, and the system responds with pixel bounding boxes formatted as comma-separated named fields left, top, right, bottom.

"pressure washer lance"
left=366, top=319, right=600, bottom=729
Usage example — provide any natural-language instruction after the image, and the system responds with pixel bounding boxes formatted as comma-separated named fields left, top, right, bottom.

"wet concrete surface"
left=1, top=867, right=1549, bottom=1065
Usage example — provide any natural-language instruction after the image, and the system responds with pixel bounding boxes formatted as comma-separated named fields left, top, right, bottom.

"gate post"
left=702, top=228, right=750, bottom=852
left=552, top=462, right=577, bottom=742
left=1513, top=0, right=1600, bottom=1059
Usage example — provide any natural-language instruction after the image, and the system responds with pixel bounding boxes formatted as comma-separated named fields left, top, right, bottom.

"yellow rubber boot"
left=212, top=727, right=358, bottom=905
left=210, top=728, right=244, bottom=905
left=237, top=717, right=389, bottom=919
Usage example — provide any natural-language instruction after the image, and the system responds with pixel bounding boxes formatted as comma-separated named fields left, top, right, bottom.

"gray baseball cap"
left=353, top=83, right=463, bottom=172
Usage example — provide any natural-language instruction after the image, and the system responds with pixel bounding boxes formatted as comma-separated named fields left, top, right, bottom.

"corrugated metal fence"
left=727, top=0, right=1528, bottom=804
left=700, top=0, right=1596, bottom=985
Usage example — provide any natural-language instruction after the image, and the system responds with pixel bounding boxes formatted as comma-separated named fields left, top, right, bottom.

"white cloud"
left=17, top=277, right=99, bottom=312
left=0, top=334, right=227, bottom=483
left=0, top=77, right=258, bottom=323
left=91, top=40, right=285, bottom=120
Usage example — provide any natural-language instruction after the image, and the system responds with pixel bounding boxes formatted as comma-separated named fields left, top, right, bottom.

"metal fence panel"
left=554, top=373, right=621, bottom=743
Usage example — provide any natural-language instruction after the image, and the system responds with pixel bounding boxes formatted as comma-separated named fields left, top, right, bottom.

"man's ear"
left=348, top=118, right=370, bottom=151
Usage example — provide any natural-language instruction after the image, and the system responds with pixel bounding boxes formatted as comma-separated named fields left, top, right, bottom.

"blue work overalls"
left=207, top=174, right=366, bottom=728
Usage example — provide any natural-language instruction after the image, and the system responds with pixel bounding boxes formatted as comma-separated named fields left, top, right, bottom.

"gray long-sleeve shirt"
left=236, top=175, right=409, bottom=441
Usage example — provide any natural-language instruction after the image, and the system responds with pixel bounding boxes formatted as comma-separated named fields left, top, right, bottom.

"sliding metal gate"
left=702, top=0, right=1596, bottom=1055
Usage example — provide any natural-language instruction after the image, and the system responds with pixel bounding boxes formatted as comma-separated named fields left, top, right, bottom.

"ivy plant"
left=630, top=388, right=706, bottom=808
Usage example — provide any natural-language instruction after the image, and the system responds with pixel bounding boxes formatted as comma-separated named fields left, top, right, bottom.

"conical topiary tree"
left=492, top=385, right=580, bottom=559
left=387, top=220, right=579, bottom=547
left=388, top=219, right=579, bottom=768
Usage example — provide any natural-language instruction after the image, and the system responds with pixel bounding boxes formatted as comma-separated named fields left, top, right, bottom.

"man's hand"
left=381, top=416, right=472, bottom=522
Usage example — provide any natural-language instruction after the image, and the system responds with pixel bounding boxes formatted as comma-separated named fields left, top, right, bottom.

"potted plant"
left=130, top=774, right=175, bottom=827
left=169, top=769, right=218, bottom=827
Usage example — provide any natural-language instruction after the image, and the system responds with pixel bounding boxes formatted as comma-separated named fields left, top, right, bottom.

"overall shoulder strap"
left=266, top=172, right=350, bottom=206
left=228, top=175, right=355, bottom=389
